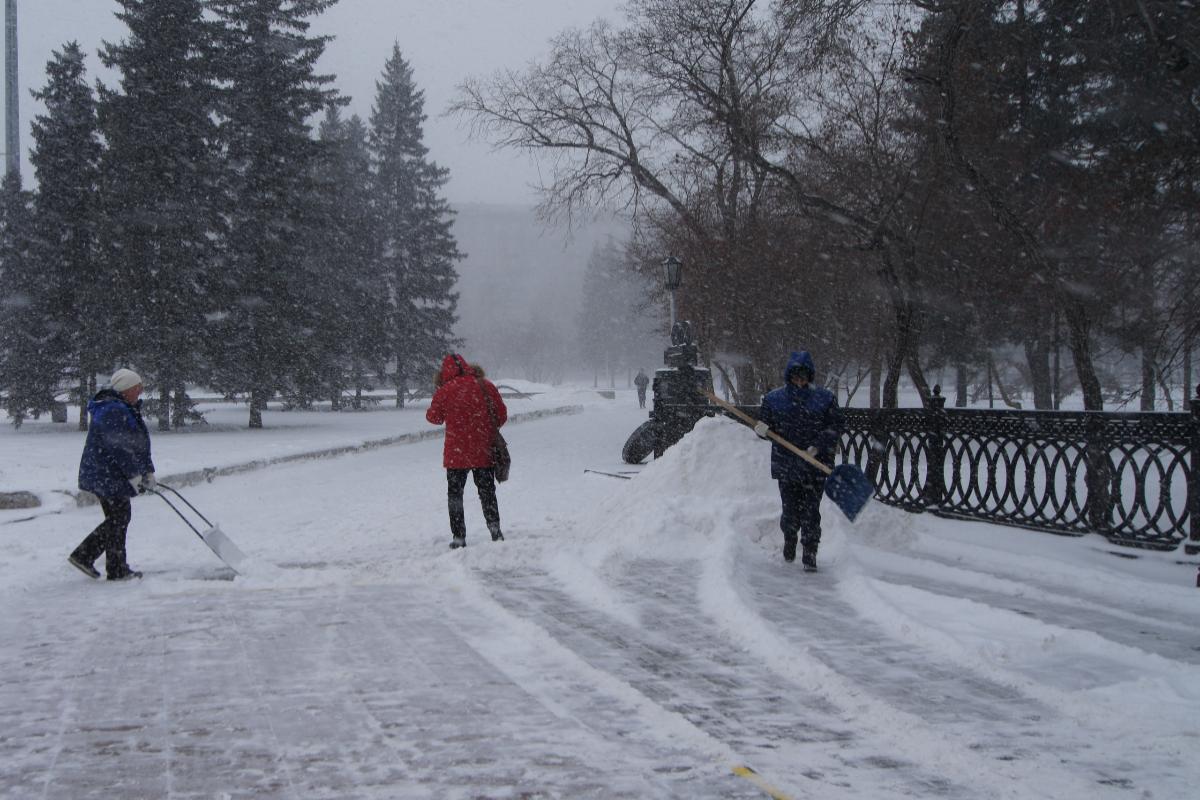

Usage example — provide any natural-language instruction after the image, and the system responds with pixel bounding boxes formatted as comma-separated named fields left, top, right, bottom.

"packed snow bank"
left=536, top=413, right=1200, bottom=712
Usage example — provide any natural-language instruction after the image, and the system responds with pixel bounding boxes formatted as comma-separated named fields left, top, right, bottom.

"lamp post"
left=661, top=256, right=682, bottom=330
left=5, top=0, right=18, bottom=179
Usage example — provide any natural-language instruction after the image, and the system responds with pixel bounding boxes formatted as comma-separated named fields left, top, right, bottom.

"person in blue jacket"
left=68, top=369, right=156, bottom=581
left=755, top=351, right=844, bottom=570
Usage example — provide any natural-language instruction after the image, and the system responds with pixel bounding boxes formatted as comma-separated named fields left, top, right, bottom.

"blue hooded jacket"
left=758, top=351, right=844, bottom=481
left=78, top=389, right=155, bottom=499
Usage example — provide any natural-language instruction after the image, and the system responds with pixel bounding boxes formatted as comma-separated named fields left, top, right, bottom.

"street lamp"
left=661, top=256, right=682, bottom=330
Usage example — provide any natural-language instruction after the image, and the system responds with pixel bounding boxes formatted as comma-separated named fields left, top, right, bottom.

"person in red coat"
left=426, top=354, right=508, bottom=548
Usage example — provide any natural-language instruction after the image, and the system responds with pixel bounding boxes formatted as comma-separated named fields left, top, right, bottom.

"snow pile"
left=572, top=416, right=778, bottom=555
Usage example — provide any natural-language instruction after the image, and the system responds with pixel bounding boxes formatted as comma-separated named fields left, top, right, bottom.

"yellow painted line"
left=732, top=765, right=794, bottom=800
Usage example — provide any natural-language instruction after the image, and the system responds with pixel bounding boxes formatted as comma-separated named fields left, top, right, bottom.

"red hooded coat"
left=426, top=354, right=508, bottom=469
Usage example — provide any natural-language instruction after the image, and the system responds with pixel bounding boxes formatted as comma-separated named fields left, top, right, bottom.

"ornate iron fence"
left=658, top=386, right=1200, bottom=552
left=842, top=390, right=1199, bottom=551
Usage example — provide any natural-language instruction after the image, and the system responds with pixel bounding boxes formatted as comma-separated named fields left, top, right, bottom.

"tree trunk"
left=248, top=389, right=265, bottom=429
left=883, top=300, right=922, bottom=408
left=1061, top=299, right=1104, bottom=410
left=1140, top=346, right=1157, bottom=411
left=1139, top=264, right=1158, bottom=411
left=905, top=349, right=932, bottom=407
left=172, top=385, right=187, bottom=429
left=157, top=386, right=171, bottom=432
left=869, top=350, right=882, bottom=409
left=988, top=355, right=1023, bottom=409
left=77, top=374, right=89, bottom=431
left=882, top=347, right=903, bottom=409
left=954, top=362, right=968, bottom=408
left=987, top=357, right=994, bottom=409
left=1156, top=367, right=1174, bottom=411
left=1024, top=336, right=1053, bottom=409
left=1184, top=337, right=1194, bottom=407
left=395, top=363, right=407, bottom=409
left=1052, top=311, right=1062, bottom=409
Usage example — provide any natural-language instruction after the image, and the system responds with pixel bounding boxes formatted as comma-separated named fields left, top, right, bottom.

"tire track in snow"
left=476, top=564, right=973, bottom=799
left=712, top=536, right=1183, bottom=797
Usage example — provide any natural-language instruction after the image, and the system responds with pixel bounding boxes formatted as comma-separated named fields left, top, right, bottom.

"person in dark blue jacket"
left=756, top=351, right=844, bottom=570
left=69, top=369, right=156, bottom=581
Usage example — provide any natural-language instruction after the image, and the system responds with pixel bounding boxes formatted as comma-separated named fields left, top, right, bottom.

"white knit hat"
left=109, top=368, right=143, bottom=392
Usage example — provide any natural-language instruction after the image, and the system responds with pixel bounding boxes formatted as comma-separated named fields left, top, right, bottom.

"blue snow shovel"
left=149, top=483, right=248, bottom=573
left=702, top=390, right=874, bottom=522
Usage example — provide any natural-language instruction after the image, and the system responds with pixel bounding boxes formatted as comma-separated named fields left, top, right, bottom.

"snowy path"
left=2, top=402, right=1197, bottom=798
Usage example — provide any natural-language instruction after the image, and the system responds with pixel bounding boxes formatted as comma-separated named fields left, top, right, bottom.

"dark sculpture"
left=622, top=320, right=713, bottom=463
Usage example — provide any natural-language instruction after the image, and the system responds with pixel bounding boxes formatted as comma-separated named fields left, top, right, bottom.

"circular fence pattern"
left=843, top=407, right=1195, bottom=550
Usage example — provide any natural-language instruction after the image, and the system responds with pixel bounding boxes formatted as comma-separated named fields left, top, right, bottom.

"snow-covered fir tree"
left=28, top=42, right=103, bottom=429
left=314, top=107, right=391, bottom=409
left=97, top=0, right=224, bottom=429
left=207, top=0, right=342, bottom=427
left=0, top=173, right=57, bottom=427
left=368, top=44, right=460, bottom=406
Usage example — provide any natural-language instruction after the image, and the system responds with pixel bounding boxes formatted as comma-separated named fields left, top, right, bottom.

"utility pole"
left=4, top=0, right=17, bottom=179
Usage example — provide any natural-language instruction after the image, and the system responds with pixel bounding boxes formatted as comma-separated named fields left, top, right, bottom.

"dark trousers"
left=778, top=476, right=823, bottom=551
left=447, top=468, right=501, bottom=539
left=72, top=497, right=132, bottom=577
left=637, top=389, right=647, bottom=408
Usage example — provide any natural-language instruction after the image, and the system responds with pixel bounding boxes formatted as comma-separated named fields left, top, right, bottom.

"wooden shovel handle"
left=701, top=389, right=833, bottom=475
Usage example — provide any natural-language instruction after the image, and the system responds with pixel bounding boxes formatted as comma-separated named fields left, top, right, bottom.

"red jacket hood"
left=439, top=354, right=471, bottom=386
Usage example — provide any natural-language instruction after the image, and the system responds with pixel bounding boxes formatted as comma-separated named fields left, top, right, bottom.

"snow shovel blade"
left=199, top=525, right=247, bottom=572
left=824, top=464, right=873, bottom=522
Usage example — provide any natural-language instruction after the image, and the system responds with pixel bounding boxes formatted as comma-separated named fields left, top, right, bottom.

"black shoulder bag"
left=477, top=377, right=510, bottom=482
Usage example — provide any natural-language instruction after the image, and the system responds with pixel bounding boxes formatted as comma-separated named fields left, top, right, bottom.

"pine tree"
left=96, top=0, right=224, bottom=429
left=208, top=0, right=342, bottom=427
left=28, top=42, right=104, bottom=429
left=0, top=174, right=60, bottom=427
left=369, top=45, right=460, bottom=406
left=314, top=107, right=390, bottom=409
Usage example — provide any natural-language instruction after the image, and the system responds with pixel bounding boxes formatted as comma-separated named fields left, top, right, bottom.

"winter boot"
left=801, top=548, right=818, bottom=572
left=68, top=553, right=100, bottom=580
left=490, top=526, right=504, bottom=542
left=782, top=536, right=797, bottom=563
left=108, top=567, right=143, bottom=581
left=449, top=536, right=466, bottom=550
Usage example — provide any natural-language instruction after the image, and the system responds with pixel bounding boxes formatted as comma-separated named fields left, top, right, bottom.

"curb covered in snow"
left=61, top=405, right=582, bottom=509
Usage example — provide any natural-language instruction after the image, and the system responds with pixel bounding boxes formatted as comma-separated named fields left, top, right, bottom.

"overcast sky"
left=5, top=0, right=624, bottom=206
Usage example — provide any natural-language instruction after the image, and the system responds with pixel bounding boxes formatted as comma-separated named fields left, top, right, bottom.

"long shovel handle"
left=701, top=389, right=833, bottom=476
left=147, top=488, right=207, bottom=542
left=155, top=483, right=216, bottom=529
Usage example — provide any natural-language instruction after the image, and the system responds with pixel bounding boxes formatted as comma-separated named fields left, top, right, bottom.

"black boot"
left=801, top=548, right=818, bottom=572
left=449, top=536, right=466, bottom=549
left=68, top=553, right=100, bottom=580
left=783, top=537, right=797, bottom=563
left=108, top=566, right=143, bottom=581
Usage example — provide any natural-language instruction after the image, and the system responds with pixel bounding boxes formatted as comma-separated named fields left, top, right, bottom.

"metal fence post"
left=1187, top=384, right=1200, bottom=556
left=923, top=385, right=948, bottom=508
left=1084, top=412, right=1114, bottom=535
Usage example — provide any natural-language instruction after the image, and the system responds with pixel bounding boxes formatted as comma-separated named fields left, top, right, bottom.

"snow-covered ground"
left=1, top=383, right=1198, bottom=799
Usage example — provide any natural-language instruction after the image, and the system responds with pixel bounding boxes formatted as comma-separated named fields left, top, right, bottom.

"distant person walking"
left=426, top=354, right=508, bottom=548
left=68, top=369, right=156, bottom=581
left=634, top=368, right=650, bottom=409
left=755, top=351, right=844, bottom=570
